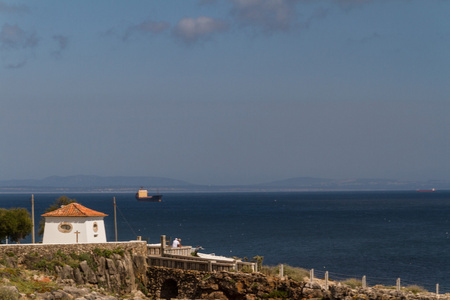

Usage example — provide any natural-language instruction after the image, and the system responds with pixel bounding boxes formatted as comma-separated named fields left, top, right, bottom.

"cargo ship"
left=135, top=187, right=162, bottom=202
left=417, top=188, right=436, bottom=192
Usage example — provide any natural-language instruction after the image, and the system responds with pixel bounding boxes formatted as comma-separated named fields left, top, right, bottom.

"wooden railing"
left=146, top=244, right=192, bottom=256
left=146, top=243, right=255, bottom=273
left=147, top=253, right=255, bottom=272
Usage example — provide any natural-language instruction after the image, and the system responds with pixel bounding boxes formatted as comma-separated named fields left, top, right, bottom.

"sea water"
left=1, top=191, right=449, bottom=292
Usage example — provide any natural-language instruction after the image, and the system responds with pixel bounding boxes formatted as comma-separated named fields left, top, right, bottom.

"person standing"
left=172, top=238, right=179, bottom=248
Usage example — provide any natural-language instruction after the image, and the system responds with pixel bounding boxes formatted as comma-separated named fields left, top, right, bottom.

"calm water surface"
left=1, top=191, right=449, bottom=291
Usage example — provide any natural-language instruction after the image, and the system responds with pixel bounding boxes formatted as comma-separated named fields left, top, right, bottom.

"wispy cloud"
left=1, top=23, right=38, bottom=69
left=52, top=34, right=68, bottom=57
left=230, top=0, right=298, bottom=34
left=5, top=59, right=26, bottom=69
left=123, top=20, right=171, bottom=41
left=172, top=16, right=229, bottom=44
left=0, top=23, right=38, bottom=50
left=347, top=32, right=381, bottom=44
left=0, top=1, right=29, bottom=14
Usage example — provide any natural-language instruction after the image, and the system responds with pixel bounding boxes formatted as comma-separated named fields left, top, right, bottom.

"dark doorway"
left=160, top=279, right=178, bottom=299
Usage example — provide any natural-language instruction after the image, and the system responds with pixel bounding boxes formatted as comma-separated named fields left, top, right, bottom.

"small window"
left=58, top=222, right=73, bottom=233
left=93, top=222, right=98, bottom=232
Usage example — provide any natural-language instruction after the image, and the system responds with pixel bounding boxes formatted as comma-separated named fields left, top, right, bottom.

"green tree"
left=0, top=208, right=33, bottom=243
left=0, top=208, right=8, bottom=242
left=252, top=255, right=264, bottom=271
left=38, top=196, right=77, bottom=237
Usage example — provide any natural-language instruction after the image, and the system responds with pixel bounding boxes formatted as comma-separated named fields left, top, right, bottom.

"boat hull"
left=417, top=188, right=436, bottom=192
left=136, top=194, right=163, bottom=202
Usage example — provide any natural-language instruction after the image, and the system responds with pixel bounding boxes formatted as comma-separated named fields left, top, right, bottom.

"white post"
left=208, top=260, right=214, bottom=272
left=325, top=271, right=329, bottom=290
left=310, top=269, right=314, bottom=284
left=113, top=197, right=118, bottom=242
left=279, top=264, right=284, bottom=278
left=362, top=275, right=367, bottom=289
left=160, top=235, right=166, bottom=256
left=396, top=278, right=401, bottom=292
left=31, top=194, right=35, bottom=244
left=436, top=283, right=439, bottom=295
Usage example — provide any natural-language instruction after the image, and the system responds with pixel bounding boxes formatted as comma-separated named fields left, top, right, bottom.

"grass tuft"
left=342, top=278, right=362, bottom=288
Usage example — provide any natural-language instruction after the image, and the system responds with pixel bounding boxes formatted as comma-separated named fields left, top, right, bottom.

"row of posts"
left=278, top=266, right=441, bottom=295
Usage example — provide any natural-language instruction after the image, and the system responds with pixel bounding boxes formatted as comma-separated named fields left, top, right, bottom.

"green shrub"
left=113, top=247, right=125, bottom=256
left=93, top=248, right=113, bottom=258
left=259, top=264, right=309, bottom=282
left=75, top=253, right=97, bottom=271
left=136, top=279, right=148, bottom=295
left=263, top=290, right=289, bottom=299
left=342, top=278, right=362, bottom=288
left=259, top=265, right=278, bottom=277
left=404, top=285, right=427, bottom=294
left=0, top=268, right=20, bottom=279
left=283, top=265, right=309, bottom=282
left=33, top=258, right=63, bottom=272
left=55, top=250, right=68, bottom=260
left=0, top=286, right=19, bottom=300
left=240, top=265, right=254, bottom=273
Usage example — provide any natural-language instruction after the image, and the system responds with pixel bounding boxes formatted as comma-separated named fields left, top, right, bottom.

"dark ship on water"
left=135, top=187, right=162, bottom=202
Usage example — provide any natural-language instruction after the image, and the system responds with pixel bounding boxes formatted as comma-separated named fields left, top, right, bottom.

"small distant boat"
left=135, top=187, right=162, bottom=202
left=417, top=188, right=436, bottom=192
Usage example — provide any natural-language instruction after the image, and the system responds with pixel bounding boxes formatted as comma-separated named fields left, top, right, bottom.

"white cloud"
left=230, top=0, right=298, bottom=33
left=172, top=16, right=229, bottom=44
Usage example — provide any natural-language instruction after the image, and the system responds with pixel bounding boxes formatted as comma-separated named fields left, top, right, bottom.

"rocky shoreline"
left=1, top=242, right=449, bottom=299
left=1, top=263, right=449, bottom=299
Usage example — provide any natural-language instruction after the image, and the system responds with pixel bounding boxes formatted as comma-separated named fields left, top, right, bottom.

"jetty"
left=145, top=235, right=256, bottom=273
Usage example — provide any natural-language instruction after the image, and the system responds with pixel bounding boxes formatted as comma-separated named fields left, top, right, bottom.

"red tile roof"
left=41, top=203, right=108, bottom=217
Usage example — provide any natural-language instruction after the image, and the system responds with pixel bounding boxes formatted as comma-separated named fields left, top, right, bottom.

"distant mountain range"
left=0, top=175, right=449, bottom=192
left=0, top=175, right=191, bottom=189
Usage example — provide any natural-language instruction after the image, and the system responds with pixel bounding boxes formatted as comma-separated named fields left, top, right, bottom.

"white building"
left=42, top=202, right=108, bottom=244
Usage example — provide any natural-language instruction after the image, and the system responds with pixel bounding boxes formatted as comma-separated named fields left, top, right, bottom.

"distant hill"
left=0, top=175, right=449, bottom=192
left=0, top=175, right=193, bottom=188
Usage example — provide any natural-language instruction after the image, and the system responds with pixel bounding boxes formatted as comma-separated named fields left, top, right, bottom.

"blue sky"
left=1, top=0, right=449, bottom=185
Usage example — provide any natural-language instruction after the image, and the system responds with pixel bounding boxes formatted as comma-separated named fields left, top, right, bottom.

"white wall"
left=42, top=216, right=107, bottom=244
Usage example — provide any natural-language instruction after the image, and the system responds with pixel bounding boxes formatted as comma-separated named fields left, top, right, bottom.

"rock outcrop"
left=1, top=242, right=449, bottom=299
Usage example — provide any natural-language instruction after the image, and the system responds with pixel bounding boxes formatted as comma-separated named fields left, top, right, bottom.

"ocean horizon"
left=1, top=191, right=449, bottom=292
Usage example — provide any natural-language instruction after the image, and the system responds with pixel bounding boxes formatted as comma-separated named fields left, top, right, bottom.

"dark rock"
left=106, top=258, right=117, bottom=275
left=63, top=286, right=89, bottom=298
left=59, top=264, right=74, bottom=280
left=51, top=289, right=73, bottom=300
left=79, top=261, right=98, bottom=284
left=74, top=267, right=84, bottom=285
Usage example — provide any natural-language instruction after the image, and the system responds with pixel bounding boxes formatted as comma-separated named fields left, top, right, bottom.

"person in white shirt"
left=172, top=238, right=180, bottom=248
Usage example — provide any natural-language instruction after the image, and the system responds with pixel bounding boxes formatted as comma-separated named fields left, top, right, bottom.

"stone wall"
left=0, top=241, right=149, bottom=295
left=0, top=241, right=147, bottom=262
left=145, top=267, right=449, bottom=300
